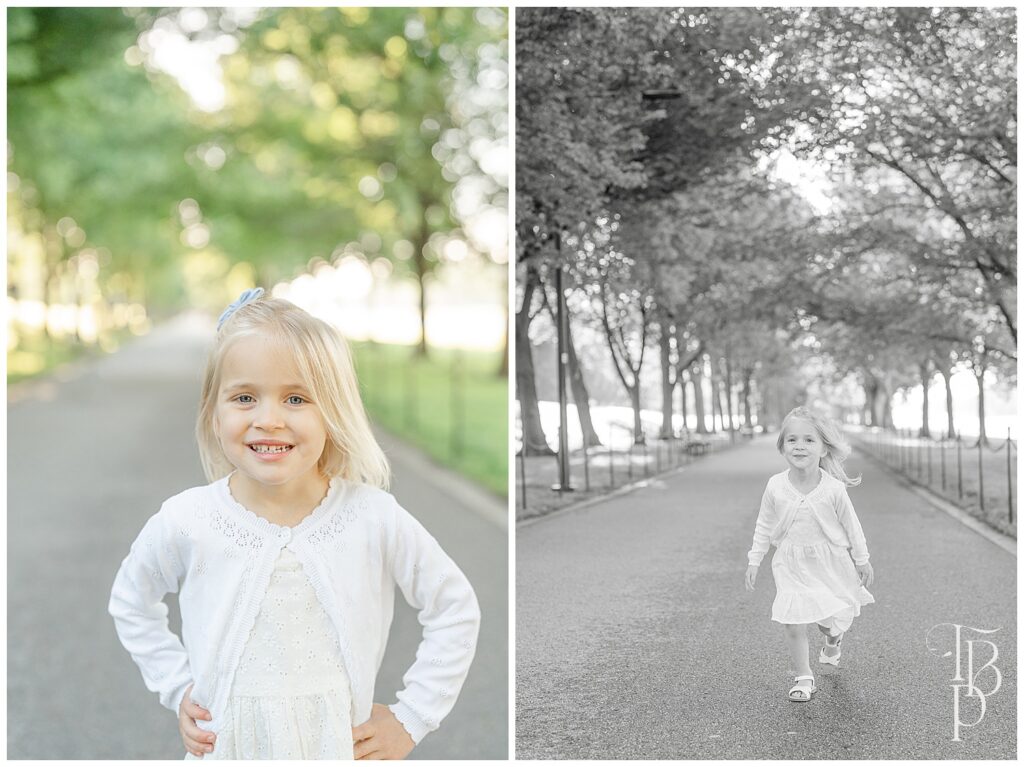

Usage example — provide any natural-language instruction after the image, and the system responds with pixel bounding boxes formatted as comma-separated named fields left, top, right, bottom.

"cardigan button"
left=279, top=528, right=292, bottom=544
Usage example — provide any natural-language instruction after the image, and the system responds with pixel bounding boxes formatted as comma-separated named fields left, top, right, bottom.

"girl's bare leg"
left=783, top=623, right=812, bottom=679
left=817, top=621, right=842, bottom=658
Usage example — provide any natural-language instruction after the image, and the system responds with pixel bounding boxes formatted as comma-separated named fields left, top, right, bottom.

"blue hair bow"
left=217, top=287, right=265, bottom=330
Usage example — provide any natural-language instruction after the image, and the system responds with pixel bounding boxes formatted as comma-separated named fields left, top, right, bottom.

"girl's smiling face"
left=781, top=417, right=826, bottom=471
left=213, top=334, right=328, bottom=492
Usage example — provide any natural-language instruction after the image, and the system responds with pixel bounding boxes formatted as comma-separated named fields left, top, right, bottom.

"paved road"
left=8, top=313, right=507, bottom=759
left=516, top=437, right=1016, bottom=759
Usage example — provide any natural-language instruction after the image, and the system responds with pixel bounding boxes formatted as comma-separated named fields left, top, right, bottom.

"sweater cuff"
left=747, top=552, right=764, bottom=567
left=167, top=682, right=190, bottom=716
left=852, top=552, right=870, bottom=566
left=389, top=701, right=431, bottom=745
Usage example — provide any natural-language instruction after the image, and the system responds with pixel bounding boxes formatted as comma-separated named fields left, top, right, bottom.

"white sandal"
left=819, top=633, right=843, bottom=666
left=788, top=674, right=816, bottom=702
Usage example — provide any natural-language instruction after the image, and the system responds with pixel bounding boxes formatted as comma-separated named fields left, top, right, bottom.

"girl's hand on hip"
left=856, top=561, right=874, bottom=588
left=352, top=703, right=415, bottom=760
left=744, top=565, right=758, bottom=591
left=179, top=683, right=216, bottom=757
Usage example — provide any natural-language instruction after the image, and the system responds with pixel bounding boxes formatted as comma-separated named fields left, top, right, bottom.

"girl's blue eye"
left=287, top=395, right=306, bottom=405
left=236, top=394, right=254, bottom=404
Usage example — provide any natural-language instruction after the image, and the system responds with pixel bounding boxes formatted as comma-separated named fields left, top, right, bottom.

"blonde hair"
left=196, top=295, right=390, bottom=489
left=776, top=406, right=861, bottom=487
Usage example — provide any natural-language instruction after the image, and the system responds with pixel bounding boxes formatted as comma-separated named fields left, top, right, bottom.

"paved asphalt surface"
left=8, top=313, right=507, bottom=760
left=516, top=436, right=1016, bottom=759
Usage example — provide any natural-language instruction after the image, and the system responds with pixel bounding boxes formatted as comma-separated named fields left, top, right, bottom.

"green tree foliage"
left=9, top=7, right=198, bottom=308
left=8, top=7, right=507, bottom=349
left=196, top=7, right=506, bottom=354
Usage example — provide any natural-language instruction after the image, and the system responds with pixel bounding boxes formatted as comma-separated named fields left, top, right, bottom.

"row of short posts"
left=360, top=341, right=470, bottom=466
left=870, top=427, right=1014, bottom=525
left=518, top=420, right=727, bottom=511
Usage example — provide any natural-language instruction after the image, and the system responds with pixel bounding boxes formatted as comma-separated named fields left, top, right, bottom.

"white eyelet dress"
left=187, top=548, right=354, bottom=760
left=770, top=494, right=875, bottom=633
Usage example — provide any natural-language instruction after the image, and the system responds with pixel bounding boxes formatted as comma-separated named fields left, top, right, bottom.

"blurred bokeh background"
left=8, top=6, right=508, bottom=494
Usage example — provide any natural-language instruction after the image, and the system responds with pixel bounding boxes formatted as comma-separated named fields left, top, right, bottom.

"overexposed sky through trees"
left=131, top=8, right=507, bottom=351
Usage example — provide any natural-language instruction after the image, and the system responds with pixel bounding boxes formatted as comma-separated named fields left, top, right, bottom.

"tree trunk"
left=723, top=355, right=735, bottom=434
left=709, top=364, right=722, bottom=433
left=692, top=361, right=708, bottom=434
left=680, top=372, right=690, bottom=432
left=630, top=383, right=644, bottom=444
left=919, top=360, right=932, bottom=438
left=43, top=247, right=58, bottom=341
left=497, top=291, right=508, bottom=378
left=658, top=322, right=674, bottom=439
left=565, top=316, right=601, bottom=447
left=515, top=264, right=553, bottom=456
left=759, top=381, right=771, bottom=432
left=742, top=368, right=754, bottom=428
left=540, top=278, right=600, bottom=447
left=754, top=379, right=767, bottom=430
left=413, top=217, right=429, bottom=358
left=880, top=388, right=894, bottom=429
left=939, top=363, right=955, bottom=438
left=863, top=374, right=879, bottom=427
left=712, top=360, right=729, bottom=428
left=717, top=373, right=729, bottom=433
left=72, top=269, right=84, bottom=344
left=718, top=365, right=730, bottom=432
left=598, top=275, right=649, bottom=447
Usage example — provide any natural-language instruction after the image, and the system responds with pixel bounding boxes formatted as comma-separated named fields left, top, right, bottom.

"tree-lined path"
left=516, top=438, right=1015, bottom=759
left=7, top=313, right=507, bottom=760
left=516, top=7, right=1015, bottom=487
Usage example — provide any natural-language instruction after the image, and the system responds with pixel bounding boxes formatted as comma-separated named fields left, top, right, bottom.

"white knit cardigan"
left=747, top=470, right=871, bottom=568
left=108, top=475, right=480, bottom=745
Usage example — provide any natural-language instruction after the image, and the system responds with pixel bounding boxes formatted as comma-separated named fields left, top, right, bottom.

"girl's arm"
left=835, top=486, right=870, bottom=565
left=384, top=498, right=481, bottom=745
left=747, top=484, right=776, bottom=567
left=108, top=507, right=193, bottom=714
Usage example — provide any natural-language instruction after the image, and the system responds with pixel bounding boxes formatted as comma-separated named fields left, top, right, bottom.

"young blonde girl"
left=109, top=289, right=480, bottom=758
left=745, top=406, right=874, bottom=703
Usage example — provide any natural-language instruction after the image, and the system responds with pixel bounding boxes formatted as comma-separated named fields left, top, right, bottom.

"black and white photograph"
left=515, top=6, right=1016, bottom=759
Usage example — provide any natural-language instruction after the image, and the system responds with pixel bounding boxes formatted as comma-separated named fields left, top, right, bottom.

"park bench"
left=685, top=438, right=711, bottom=456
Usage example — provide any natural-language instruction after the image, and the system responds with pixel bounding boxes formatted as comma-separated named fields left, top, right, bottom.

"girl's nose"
left=252, top=403, right=285, bottom=429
